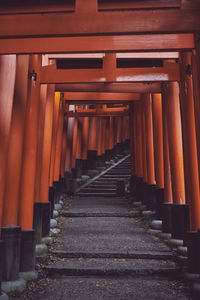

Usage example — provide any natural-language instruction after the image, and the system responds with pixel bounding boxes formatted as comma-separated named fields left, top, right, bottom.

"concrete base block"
left=19, top=270, right=38, bottom=281
left=177, top=246, right=187, bottom=256
left=1, top=279, right=26, bottom=294
left=50, top=219, right=57, bottom=228
left=81, top=175, right=90, bottom=180
left=148, top=229, right=161, bottom=235
left=54, top=204, right=62, bottom=210
left=167, top=238, right=183, bottom=248
left=151, top=220, right=162, bottom=231
left=50, top=228, right=60, bottom=236
left=53, top=210, right=59, bottom=218
left=35, top=243, right=48, bottom=257
left=132, top=201, right=142, bottom=207
left=0, top=293, right=9, bottom=300
left=140, top=205, right=147, bottom=211
left=59, top=200, right=64, bottom=205
left=41, top=237, right=53, bottom=245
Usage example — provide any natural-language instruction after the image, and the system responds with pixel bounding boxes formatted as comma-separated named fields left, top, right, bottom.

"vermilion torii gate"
left=0, top=0, right=200, bottom=295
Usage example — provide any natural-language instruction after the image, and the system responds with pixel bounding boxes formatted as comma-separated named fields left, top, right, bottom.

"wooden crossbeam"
left=56, top=83, right=161, bottom=93
left=66, top=110, right=129, bottom=117
left=64, top=92, right=140, bottom=101
left=0, top=9, right=199, bottom=38
left=0, top=34, right=194, bottom=54
left=40, top=61, right=179, bottom=84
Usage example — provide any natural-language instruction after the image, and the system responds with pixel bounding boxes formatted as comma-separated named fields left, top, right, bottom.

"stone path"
left=15, top=156, right=197, bottom=299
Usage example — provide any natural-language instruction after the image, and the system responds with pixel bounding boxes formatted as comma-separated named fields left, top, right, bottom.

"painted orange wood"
left=152, top=93, right=164, bottom=189
left=71, top=117, right=78, bottom=169
left=39, top=84, right=55, bottom=203
left=145, top=94, right=156, bottom=185
left=135, top=102, right=143, bottom=179
left=65, top=106, right=75, bottom=172
left=40, top=62, right=180, bottom=84
left=162, top=92, right=173, bottom=204
left=164, top=82, right=185, bottom=205
left=57, top=83, right=161, bottom=94
left=49, top=92, right=60, bottom=186
left=129, top=103, right=135, bottom=176
left=141, top=95, right=148, bottom=183
left=3, top=55, right=29, bottom=226
left=54, top=97, right=65, bottom=182
left=18, top=55, right=42, bottom=230
left=82, top=111, right=89, bottom=160
left=0, top=9, right=199, bottom=37
left=180, top=51, right=200, bottom=230
left=0, top=55, right=17, bottom=230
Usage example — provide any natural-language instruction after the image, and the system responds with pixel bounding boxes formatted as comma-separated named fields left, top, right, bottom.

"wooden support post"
left=180, top=52, right=200, bottom=231
left=82, top=112, right=89, bottom=173
left=129, top=103, right=135, bottom=176
left=87, top=116, right=98, bottom=169
left=18, top=55, right=42, bottom=230
left=54, top=95, right=65, bottom=182
left=135, top=102, right=143, bottom=179
left=164, top=81, right=188, bottom=239
left=141, top=95, right=148, bottom=183
left=3, top=56, right=29, bottom=227
left=72, top=117, right=78, bottom=170
left=49, top=92, right=60, bottom=187
left=145, top=94, right=156, bottom=185
left=65, top=106, right=75, bottom=172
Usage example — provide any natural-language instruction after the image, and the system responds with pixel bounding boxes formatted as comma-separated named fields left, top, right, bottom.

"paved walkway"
left=14, top=156, right=196, bottom=299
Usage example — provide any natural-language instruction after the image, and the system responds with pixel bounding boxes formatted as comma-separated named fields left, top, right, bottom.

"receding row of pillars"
left=0, top=53, right=130, bottom=289
left=129, top=50, right=200, bottom=273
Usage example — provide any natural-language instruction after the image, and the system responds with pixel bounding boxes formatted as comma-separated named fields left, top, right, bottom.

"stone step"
left=51, top=250, right=174, bottom=260
left=45, top=258, right=180, bottom=278
left=88, top=184, right=116, bottom=188
left=79, top=188, right=116, bottom=193
left=78, top=193, right=117, bottom=197
left=61, top=212, right=140, bottom=218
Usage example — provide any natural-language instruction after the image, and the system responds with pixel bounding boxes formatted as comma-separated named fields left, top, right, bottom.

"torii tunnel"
left=0, top=0, right=200, bottom=298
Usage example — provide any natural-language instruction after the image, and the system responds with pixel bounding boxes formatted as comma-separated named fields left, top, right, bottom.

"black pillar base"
left=185, top=231, right=200, bottom=274
left=87, top=150, right=97, bottom=169
left=1, top=226, right=21, bottom=281
left=155, top=188, right=164, bottom=219
left=97, top=154, right=105, bottom=167
left=75, top=158, right=83, bottom=176
left=48, top=186, right=55, bottom=218
left=33, top=202, right=43, bottom=243
left=129, top=175, right=137, bottom=197
left=171, top=203, right=190, bottom=240
left=116, top=180, right=125, bottom=196
left=64, top=171, right=72, bottom=194
left=68, top=178, right=77, bottom=195
left=0, top=240, right=4, bottom=287
left=42, top=202, right=51, bottom=237
left=162, top=202, right=173, bottom=233
left=20, top=230, right=36, bottom=272
left=135, top=177, right=144, bottom=203
left=53, top=181, right=60, bottom=204
left=82, top=160, right=88, bottom=175
left=105, top=149, right=111, bottom=161
left=146, top=184, right=157, bottom=211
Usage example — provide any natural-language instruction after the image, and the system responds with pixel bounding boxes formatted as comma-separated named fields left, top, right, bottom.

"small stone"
left=50, top=219, right=57, bottom=228
left=41, top=236, right=53, bottom=245
left=54, top=204, right=62, bottom=210
left=177, top=246, right=187, bottom=256
left=35, top=243, right=48, bottom=257
left=142, top=210, right=155, bottom=217
left=167, top=238, right=183, bottom=247
left=59, top=200, right=64, bottom=205
left=53, top=210, right=59, bottom=218
left=157, top=232, right=172, bottom=240
left=81, top=175, right=90, bottom=180
left=151, top=220, right=162, bottom=230
left=50, top=228, right=60, bottom=236
left=1, top=279, right=26, bottom=294
left=184, top=272, right=200, bottom=281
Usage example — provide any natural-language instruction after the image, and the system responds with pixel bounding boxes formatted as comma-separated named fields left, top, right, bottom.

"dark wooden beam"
left=66, top=110, right=129, bottom=117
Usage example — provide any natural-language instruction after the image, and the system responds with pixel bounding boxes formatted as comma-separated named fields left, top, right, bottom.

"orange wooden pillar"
left=97, top=117, right=103, bottom=166
left=164, top=81, right=188, bottom=239
left=161, top=89, right=174, bottom=233
left=74, top=117, right=83, bottom=177
left=18, top=55, right=42, bottom=229
left=152, top=93, right=164, bottom=218
left=87, top=116, right=98, bottom=169
left=71, top=117, right=78, bottom=172
left=180, top=52, right=200, bottom=231
left=65, top=105, right=75, bottom=173
left=141, top=95, right=148, bottom=185
left=0, top=55, right=18, bottom=281
left=0, top=55, right=16, bottom=233
left=101, top=117, right=106, bottom=165
left=3, top=56, right=29, bottom=228
left=38, top=84, right=55, bottom=228
left=82, top=112, right=89, bottom=174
